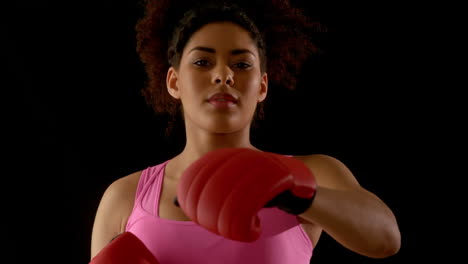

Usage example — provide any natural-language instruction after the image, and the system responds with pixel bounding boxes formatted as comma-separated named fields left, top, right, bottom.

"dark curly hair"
left=135, top=0, right=326, bottom=137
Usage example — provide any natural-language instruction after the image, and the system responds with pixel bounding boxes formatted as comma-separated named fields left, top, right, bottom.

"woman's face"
left=167, top=22, right=268, bottom=134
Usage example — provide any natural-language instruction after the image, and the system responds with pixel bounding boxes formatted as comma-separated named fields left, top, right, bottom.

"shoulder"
left=110, top=170, right=143, bottom=195
left=90, top=170, right=143, bottom=259
left=103, top=170, right=143, bottom=229
left=100, top=171, right=143, bottom=210
left=292, top=154, right=361, bottom=246
left=293, top=154, right=361, bottom=190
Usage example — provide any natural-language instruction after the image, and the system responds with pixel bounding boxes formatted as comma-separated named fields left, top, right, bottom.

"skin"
left=91, top=22, right=401, bottom=260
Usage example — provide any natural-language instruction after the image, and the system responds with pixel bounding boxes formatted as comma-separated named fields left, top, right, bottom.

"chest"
left=158, top=172, right=191, bottom=221
left=155, top=164, right=319, bottom=247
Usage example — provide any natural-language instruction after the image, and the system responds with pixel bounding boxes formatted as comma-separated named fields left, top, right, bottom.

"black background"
left=3, top=0, right=441, bottom=263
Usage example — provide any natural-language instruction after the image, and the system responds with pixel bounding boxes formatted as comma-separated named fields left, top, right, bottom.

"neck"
left=167, top=121, right=259, bottom=180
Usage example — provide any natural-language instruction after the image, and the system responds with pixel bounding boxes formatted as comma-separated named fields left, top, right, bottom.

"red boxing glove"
left=90, top=232, right=160, bottom=264
left=176, top=148, right=316, bottom=242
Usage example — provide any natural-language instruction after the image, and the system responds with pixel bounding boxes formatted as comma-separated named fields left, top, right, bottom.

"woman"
left=90, top=1, right=401, bottom=263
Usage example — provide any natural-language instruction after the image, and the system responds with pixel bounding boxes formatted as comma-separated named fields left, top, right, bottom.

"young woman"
left=90, top=1, right=401, bottom=263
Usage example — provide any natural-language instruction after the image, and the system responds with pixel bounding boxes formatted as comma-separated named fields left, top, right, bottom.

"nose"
left=213, top=65, right=234, bottom=86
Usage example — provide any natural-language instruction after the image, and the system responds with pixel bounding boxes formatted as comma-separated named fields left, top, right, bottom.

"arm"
left=90, top=172, right=140, bottom=260
left=296, top=154, right=401, bottom=258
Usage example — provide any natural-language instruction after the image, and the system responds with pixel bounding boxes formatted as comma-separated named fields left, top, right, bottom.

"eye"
left=234, top=62, right=252, bottom=69
left=193, top=59, right=210, bottom=67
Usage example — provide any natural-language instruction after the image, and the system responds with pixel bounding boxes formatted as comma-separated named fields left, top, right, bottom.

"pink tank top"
left=125, top=160, right=313, bottom=263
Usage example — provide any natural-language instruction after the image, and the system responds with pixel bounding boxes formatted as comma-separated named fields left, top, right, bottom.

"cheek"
left=243, top=75, right=262, bottom=97
left=186, top=70, right=210, bottom=91
left=179, top=71, right=207, bottom=97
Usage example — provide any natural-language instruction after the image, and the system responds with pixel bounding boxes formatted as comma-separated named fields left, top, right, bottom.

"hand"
left=89, top=232, right=160, bottom=264
left=175, top=148, right=316, bottom=242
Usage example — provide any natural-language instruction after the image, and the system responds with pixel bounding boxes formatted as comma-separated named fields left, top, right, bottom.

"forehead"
left=184, top=22, right=257, bottom=53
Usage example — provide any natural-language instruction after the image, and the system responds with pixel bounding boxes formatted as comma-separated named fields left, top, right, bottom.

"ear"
left=258, top=72, right=268, bottom=103
left=166, top=67, right=180, bottom=99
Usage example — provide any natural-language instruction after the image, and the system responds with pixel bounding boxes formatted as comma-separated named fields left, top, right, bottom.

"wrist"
left=264, top=153, right=317, bottom=215
left=267, top=189, right=316, bottom=215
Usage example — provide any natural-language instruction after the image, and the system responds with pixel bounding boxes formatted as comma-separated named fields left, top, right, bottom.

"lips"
left=208, top=93, right=238, bottom=103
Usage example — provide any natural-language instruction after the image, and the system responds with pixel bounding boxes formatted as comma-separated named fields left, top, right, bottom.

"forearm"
left=299, top=186, right=401, bottom=258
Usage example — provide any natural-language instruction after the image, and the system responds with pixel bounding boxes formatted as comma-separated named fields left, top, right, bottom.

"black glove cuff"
left=265, top=189, right=316, bottom=215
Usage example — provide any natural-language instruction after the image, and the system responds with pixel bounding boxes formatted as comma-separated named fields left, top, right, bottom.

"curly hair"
left=135, top=0, right=326, bottom=137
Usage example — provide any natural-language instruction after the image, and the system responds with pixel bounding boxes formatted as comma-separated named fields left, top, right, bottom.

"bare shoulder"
left=99, top=171, right=143, bottom=223
left=293, top=154, right=362, bottom=190
left=90, top=170, right=142, bottom=259
left=110, top=171, right=143, bottom=203
left=292, top=154, right=363, bottom=247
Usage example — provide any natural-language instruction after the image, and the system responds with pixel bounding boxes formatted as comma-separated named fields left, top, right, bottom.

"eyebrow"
left=189, top=46, right=256, bottom=58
